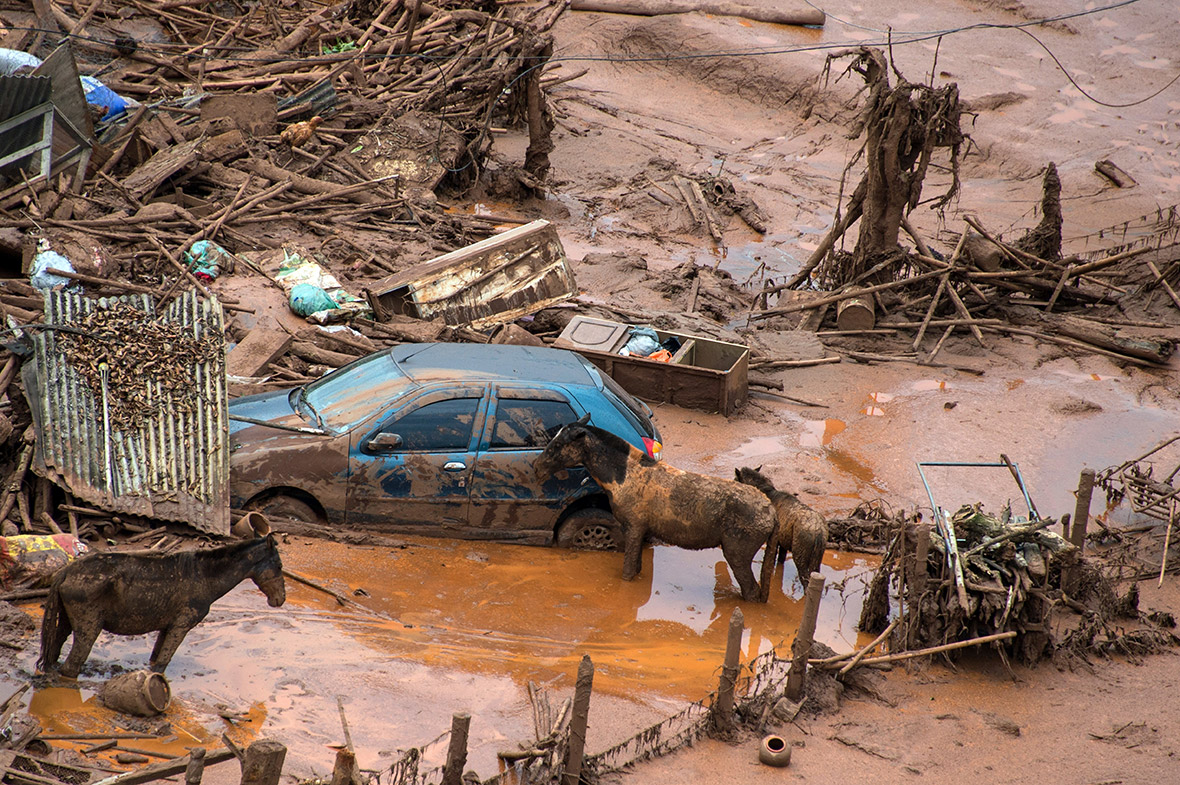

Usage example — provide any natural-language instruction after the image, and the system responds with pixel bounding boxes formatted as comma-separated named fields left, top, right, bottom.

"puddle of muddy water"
left=14, top=536, right=877, bottom=779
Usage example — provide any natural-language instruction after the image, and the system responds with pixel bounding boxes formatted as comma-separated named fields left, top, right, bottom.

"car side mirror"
left=366, top=432, right=403, bottom=453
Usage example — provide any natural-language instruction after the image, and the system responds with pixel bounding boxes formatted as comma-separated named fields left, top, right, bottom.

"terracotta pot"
left=231, top=511, right=272, bottom=539
left=758, top=734, right=791, bottom=767
left=101, top=670, right=171, bottom=716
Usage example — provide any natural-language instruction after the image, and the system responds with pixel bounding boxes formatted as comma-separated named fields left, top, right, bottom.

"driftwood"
left=570, top=0, right=824, bottom=26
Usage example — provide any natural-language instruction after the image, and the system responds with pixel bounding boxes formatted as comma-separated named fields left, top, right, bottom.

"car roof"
left=390, top=343, right=599, bottom=386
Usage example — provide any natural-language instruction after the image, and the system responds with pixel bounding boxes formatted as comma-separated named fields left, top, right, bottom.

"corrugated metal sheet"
left=26, top=290, right=230, bottom=535
left=0, top=75, right=52, bottom=178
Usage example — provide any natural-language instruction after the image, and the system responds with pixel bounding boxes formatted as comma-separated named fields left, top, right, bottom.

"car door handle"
left=443, top=461, right=467, bottom=472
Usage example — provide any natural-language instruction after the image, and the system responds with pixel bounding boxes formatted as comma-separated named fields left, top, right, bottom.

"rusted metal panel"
left=367, top=219, right=577, bottom=329
left=554, top=316, right=750, bottom=415
left=25, top=290, right=230, bottom=534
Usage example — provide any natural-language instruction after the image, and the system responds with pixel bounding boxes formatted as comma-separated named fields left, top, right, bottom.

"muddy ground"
left=5, top=0, right=1180, bottom=782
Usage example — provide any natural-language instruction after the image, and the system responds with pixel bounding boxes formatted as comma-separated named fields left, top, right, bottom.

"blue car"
left=229, top=343, right=662, bottom=549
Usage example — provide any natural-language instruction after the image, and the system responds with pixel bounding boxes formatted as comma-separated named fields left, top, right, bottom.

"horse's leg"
left=150, top=622, right=198, bottom=673
left=722, top=537, right=763, bottom=603
left=758, top=526, right=780, bottom=603
left=621, top=520, right=646, bottom=581
left=60, top=616, right=103, bottom=678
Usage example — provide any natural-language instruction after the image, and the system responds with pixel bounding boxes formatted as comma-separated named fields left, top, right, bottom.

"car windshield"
left=303, top=351, right=415, bottom=432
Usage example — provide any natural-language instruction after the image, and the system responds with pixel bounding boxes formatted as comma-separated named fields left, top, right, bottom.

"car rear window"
left=599, top=374, right=655, bottom=439
left=305, top=351, right=414, bottom=431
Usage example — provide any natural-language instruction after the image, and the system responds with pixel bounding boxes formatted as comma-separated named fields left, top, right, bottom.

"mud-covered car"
left=228, top=343, right=661, bottom=549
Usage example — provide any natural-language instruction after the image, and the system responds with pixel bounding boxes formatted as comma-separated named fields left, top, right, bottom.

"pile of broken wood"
left=0, top=0, right=568, bottom=297
left=749, top=188, right=1180, bottom=371
left=859, top=504, right=1072, bottom=666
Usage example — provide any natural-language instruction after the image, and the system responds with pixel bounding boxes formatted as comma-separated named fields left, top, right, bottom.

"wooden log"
left=91, top=749, right=236, bottom=785
left=752, top=269, right=945, bottom=320
left=712, top=607, right=743, bottom=732
left=238, top=159, right=382, bottom=205
left=1095, top=159, right=1137, bottom=188
left=835, top=295, right=875, bottom=331
left=838, top=617, right=899, bottom=675
left=1145, top=260, right=1180, bottom=313
left=570, top=0, right=824, bottom=26
left=440, top=713, right=470, bottom=785
left=240, top=740, right=286, bottom=785
left=997, top=304, right=1173, bottom=364
left=843, top=630, right=1017, bottom=667
left=786, top=574, right=825, bottom=701
left=1071, top=469, right=1095, bottom=553
left=290, top=341, right=356, bottom=368
left=562, top=655, right=593, bottom=785
left=184, top=747, right=206, bottom=785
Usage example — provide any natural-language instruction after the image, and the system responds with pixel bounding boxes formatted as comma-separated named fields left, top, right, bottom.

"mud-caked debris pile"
left=861, top=504, right=1072, bottom=665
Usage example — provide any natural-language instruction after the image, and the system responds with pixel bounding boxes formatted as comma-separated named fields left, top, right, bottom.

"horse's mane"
left=583, top=424, right=657, bottom=466
left=737, top=466, right=798, bottom=501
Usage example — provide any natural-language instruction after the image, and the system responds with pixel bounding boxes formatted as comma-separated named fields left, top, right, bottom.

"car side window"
left=381, top=397, right=480, bottom=451
left=489, top=399, right=577, bottom=449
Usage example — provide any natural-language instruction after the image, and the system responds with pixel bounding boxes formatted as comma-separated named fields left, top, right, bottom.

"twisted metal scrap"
left=56, top=301, right=221, bottom=432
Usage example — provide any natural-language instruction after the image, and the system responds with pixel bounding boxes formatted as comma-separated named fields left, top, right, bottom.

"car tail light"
left=643, top=437, right=662, bottom=461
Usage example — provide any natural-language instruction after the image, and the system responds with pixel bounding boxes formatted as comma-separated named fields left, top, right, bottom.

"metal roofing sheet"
left=25, top=289, right=230, bottom=535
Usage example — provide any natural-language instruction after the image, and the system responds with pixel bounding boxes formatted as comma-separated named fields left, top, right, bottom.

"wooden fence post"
left=563, top=655, right=594, bottom=785
left=441, top=713, right=471, bottom=785
left=184, top=747, right=206, bottom=785
left=712, top=607, right=744, bottom=731
left=1071, top=469, right=1095, bottom=553
left=239, top=740, right=286, bottom=785
left=786, top=574, right=825, bottom=701
left=909, top=524, right=930, bottom=648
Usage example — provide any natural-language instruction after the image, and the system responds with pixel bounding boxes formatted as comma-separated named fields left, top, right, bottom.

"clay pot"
left=231, top=511, right=272, bottom=539
left=101, top=670, right=171, bottom=716
left=758, top=734, right=791, bottom=767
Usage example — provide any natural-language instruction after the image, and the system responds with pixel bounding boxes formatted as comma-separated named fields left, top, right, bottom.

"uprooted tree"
left=792, top=46, right=966, bottom=290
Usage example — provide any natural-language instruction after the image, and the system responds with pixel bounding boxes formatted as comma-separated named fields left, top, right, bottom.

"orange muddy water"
left=14, top=537, right=876, bottom=778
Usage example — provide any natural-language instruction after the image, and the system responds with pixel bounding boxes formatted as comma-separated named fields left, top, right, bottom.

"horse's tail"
left=36, top=578, right=70, bottom=673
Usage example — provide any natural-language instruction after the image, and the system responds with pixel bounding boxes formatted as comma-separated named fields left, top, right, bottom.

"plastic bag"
left=80, top=76, right=130, bottom=121
left=289, top=283, right=340, bottom=317
left=620, top=327, right=661, bottom=357
left=184, top=240, right=235, bottom=281
left=0, top=48, right=42, bottom=75
left=30, top=241, right=75, bottom=291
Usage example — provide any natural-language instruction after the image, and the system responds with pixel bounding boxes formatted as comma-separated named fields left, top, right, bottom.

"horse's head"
left=249, top=533, right=286, bottom=607
left=534, top=413, right=592, bottom=481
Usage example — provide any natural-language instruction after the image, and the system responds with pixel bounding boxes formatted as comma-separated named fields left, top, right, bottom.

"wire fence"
left=382, top=642, right=794, bottom=785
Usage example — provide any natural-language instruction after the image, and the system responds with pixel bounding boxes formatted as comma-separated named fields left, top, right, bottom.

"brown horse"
left=535, top=417, right=776, bottom=601
left=38, top=534, right=285, bottom=677
left=735, top=466, right=829, bottom=599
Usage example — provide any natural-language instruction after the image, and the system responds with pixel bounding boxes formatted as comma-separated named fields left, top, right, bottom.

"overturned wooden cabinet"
left=554, top=316, right=749, bottom=415
left=366, top=219, right=577, bottom=330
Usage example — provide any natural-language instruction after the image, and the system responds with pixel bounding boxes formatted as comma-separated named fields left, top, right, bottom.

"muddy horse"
left=736, top=466, right=829, bottom=600
left=38, top=534, right=286, bottom=677
left=535, top=417, right=776, bottom=601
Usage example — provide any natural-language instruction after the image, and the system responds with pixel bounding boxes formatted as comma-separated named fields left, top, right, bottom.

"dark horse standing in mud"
left=38, top=534, right=286, bottom=677
left=535, top=417, right=777, bottom=602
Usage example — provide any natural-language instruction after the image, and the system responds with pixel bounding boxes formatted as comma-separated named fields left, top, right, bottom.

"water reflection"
left=17, top=536, right=875, bottom=777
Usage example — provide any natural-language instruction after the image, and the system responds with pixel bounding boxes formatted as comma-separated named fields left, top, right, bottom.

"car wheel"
left=246, top=494, right=322, bottom=524
left=556, top=508, right=623, bottom=551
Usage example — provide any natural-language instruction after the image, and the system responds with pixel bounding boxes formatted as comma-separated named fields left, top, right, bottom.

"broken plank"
left=121, top=138, right=203, bottom=200
left=227, top=329, right=294, bottom=378
left=90, top=749, right=236, bottom=785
